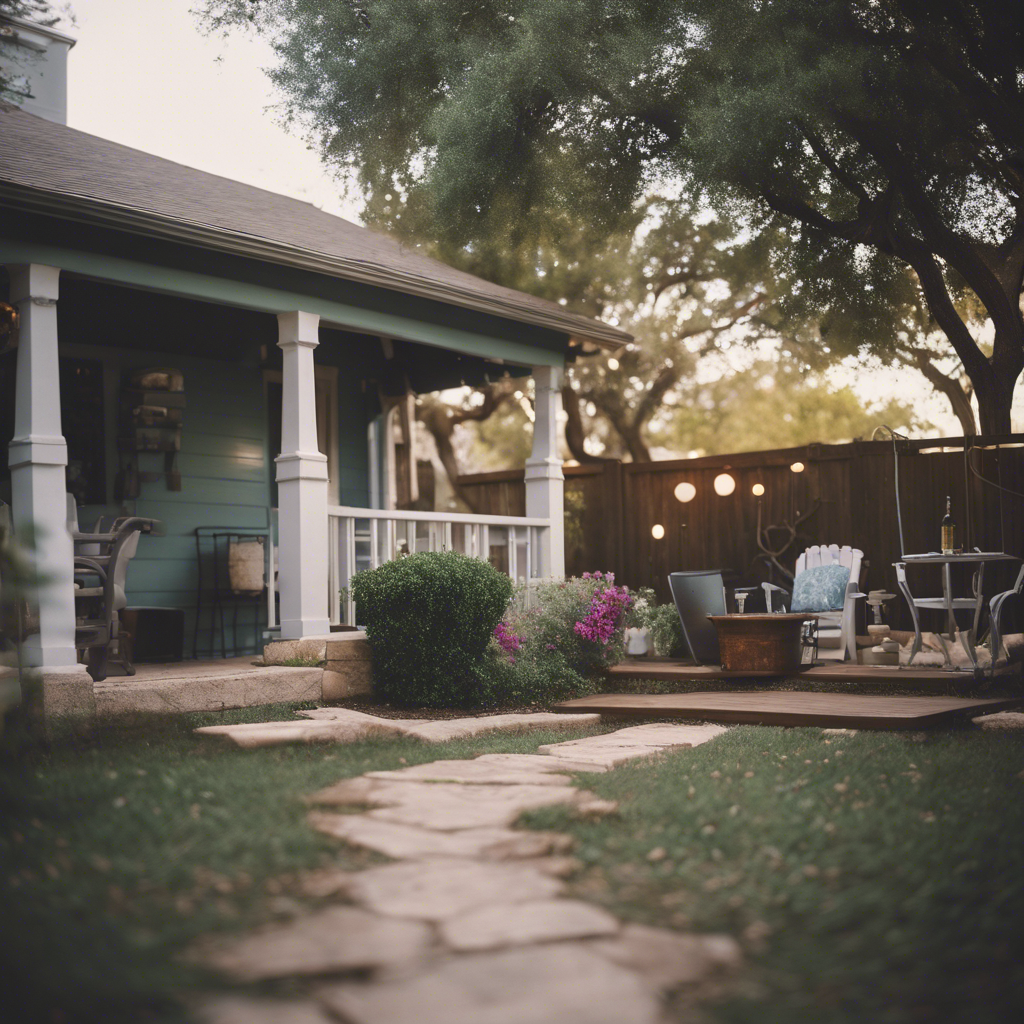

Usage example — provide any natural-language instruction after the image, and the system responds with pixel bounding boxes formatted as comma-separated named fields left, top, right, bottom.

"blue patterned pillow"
left=791, top=564, right=850, bottom=612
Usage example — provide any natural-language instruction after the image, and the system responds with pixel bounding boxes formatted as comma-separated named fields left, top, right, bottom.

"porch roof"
left=0, top=107, right=631, bottom=354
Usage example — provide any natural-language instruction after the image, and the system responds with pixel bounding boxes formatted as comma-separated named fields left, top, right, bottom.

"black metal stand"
left=193, top=528, right=275, bottom=658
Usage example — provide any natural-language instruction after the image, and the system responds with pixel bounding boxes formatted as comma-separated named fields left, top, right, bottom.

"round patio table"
left=893, top=552, right=1020, bottom=671
left=708, top=613, right=817, bottom=675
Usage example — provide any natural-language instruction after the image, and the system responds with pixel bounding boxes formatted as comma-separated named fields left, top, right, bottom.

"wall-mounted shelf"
left=116, top=372, right=185, bottom=498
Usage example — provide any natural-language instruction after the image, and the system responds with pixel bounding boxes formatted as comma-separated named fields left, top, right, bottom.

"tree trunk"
left=975, top=375, right=1017, bottom=435
left=975, top=329, right=1023, bottom=435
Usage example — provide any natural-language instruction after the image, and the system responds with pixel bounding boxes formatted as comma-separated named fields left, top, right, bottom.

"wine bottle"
left=941, top=495, right=956, bottom=555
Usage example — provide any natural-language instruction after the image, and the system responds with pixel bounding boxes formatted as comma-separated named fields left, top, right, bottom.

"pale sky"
left=65, top=0, right=362, bottom=220
left=57, top=0, right=1021, bottom=436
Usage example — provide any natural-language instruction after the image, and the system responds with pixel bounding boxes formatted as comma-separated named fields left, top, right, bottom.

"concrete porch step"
left=264, top=632, right=373, bottom=700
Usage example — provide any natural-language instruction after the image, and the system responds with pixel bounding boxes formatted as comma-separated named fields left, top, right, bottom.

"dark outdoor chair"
left=990, top=563, right=1024, bottom=676
left=73, top=517, right=160, bottom=681
left=668, top=570, right=728, bottom=665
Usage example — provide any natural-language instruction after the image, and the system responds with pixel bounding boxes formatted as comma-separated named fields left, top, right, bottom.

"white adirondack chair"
left=763, top=544, right=865, bottom=661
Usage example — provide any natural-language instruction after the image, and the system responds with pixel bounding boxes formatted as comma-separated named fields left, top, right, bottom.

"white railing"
left=326, top=505, right=550, bottom=626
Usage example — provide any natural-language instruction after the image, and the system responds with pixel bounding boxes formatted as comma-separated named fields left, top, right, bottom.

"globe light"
left=790, top=461, right=805, bottom=473
left=651, top=524, right=665, bottom=540
left=713, top=473, right=736, bottom=496
left=607, top=357, right=620, bottom=370
left=674, top=481, right=696, bottom=503
left=752, top=483, right=765, bottom=496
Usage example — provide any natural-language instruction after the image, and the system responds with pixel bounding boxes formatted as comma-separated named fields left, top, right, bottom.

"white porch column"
left=275, top=311, right=330, bottom=638
left=7, top=264, right=83, bottom=672
left=525, top=364, right=565, bottom=578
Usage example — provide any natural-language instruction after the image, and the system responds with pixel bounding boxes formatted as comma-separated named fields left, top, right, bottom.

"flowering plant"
left=574, top=579, right=633, bottom=645
left=493, top=620, right=522, bottom=660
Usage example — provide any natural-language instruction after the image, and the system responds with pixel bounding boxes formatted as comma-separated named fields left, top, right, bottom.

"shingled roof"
left=0, top=106, right=630, bottom=352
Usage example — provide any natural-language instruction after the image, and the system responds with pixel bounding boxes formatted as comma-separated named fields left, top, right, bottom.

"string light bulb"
left=714, top=473, right=736, bottom=496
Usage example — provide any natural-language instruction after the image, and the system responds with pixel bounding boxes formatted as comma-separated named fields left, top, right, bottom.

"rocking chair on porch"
left=72, top=513, right=160, bottom=681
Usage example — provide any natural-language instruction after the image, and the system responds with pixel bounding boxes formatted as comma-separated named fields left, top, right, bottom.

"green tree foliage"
left=200, top=0, right=1024, bottom=433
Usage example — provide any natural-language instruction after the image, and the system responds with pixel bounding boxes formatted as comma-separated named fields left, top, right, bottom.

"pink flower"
left=573, top=581, right=632, bottom=646
left=493, top=621, right=522, bottom=658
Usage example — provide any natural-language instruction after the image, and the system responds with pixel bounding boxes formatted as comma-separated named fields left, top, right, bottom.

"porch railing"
left=326, top=505, right=550, bottom=626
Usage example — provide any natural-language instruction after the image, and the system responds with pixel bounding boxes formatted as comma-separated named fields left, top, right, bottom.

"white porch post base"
left=275, top=311, right=330, bottom=639
left=7, top=263, right=83, bottom=672
left=525, top=364, right=565, bottom=578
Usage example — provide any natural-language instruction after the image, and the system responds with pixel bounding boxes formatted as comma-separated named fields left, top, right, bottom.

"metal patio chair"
left=668, top=570, right=728, bottom=665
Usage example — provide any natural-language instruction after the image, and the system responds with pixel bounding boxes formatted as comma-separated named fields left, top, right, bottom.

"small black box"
left=122, top=607, right=185, bottom=663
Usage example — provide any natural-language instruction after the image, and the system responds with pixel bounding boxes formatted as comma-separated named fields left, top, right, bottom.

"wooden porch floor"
left=606, top=656, right=1021, bottom=685
left=551, top=691, right=1023, bottom=730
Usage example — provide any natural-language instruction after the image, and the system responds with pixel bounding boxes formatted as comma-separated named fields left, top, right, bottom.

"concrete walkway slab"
left=440, top=899, right=620, bottom=952
left=346, top=858, right=562, bottom=922
left=538, top=722, right=728, bottom=767
left=203, top=906, right=432, bottom=980
left=318, top=943, right=661, bottom=1024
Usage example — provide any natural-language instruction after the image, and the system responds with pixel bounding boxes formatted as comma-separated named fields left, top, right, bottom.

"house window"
left=0, top=354, right=106, bottom=505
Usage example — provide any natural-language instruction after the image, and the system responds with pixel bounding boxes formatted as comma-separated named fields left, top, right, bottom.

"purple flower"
left=573, top=581, right=632, bottom=646
left=493, top=621, right=522, bottom=658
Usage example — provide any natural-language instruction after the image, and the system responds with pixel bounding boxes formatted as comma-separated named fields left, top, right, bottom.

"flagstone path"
left=195, top=712, right=739, bottom=1024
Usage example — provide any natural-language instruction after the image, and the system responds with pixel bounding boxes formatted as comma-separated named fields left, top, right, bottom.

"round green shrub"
left=351, top=550, right=513, bottom=707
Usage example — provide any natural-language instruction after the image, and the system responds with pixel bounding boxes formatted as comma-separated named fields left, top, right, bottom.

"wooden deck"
left=606, top=656, right=1021, bottom=685
left=551, top=691, right=1024, bottom=730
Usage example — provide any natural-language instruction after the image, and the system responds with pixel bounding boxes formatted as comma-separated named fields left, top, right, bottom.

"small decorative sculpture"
left=863, top=590, right=900, bottom=665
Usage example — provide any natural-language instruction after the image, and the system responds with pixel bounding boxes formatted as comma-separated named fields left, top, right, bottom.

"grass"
left=5, top=697, right=1023, bottom=1024
left=522, top=724, right=1024, bottom=1024
left=0, top=703, right=613, bottom=1024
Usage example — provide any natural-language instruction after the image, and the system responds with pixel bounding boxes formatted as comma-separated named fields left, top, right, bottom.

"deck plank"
left=605, top=658, right=1020, bottom=685
left=551, top=692, right=1023, bottom=730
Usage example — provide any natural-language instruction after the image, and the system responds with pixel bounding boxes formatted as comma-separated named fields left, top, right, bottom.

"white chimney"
left=0, top=14, right=76, bottom=124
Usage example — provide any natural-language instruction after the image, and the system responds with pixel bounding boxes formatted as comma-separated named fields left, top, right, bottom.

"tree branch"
left=561, top=384, right=612, bottom=463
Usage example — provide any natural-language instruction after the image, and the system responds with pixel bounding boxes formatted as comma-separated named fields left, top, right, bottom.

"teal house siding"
left=64, top=344, right=276, bottom=656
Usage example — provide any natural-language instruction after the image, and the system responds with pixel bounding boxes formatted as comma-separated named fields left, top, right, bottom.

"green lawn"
left=0, top=704, right=613, bottom=1024
left=4, top=702, right=1022, bottom=1024
left=524, top=724, right=1024, bottom=1024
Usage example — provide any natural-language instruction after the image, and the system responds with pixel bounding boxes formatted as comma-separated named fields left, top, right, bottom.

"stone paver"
left=293, top=707, right=600, bottom=742
left=365, top=758, right=574, bottom=786
left=307, top=813, right=572, bottom=860
left=203, top=906, right=432, bottom=981
left=367, top=782, right=584, bottom=831
left=197, top=996, right=335, bottom=1024
left=195, top=715, right=407, bottom=748
left=307, top=776, right=584, bottom=830
left=318, top=943, right=662, bottom=1024
left=440, top=899, right=620, bottom=952
left=401, top=712, right=601, bottom=742
left=346, top=858, right=562, bottom=921
left=539, top=722, right=728, bottom=767
left=973, top=711, right=1024, bottom=730
left=472, top=751, right=611, bottom=773
left=587, top=923, right=742, bottom=991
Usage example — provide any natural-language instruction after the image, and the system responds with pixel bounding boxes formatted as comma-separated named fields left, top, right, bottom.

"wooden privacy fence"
left=459, top=434, right=1024, bottom=633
